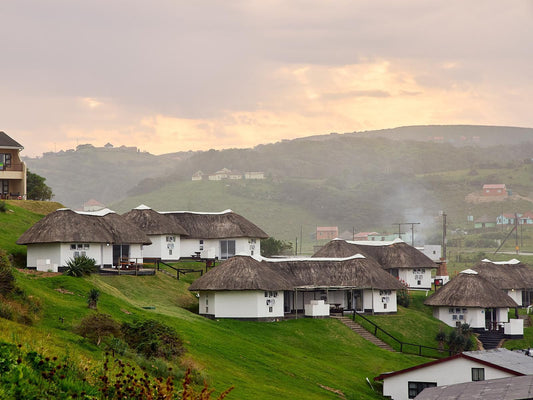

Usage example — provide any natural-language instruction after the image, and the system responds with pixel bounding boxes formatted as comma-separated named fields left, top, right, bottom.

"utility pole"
left=440, top=211, right=447, bottom=261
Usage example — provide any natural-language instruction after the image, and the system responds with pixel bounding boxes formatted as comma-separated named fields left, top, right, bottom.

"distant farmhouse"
left=482, top=183, right=508, bottom=197
left=192, top=168, right=265, bottom=181
left=316, top=226, right=339, bottom=240
left=0, top=131, right=27, bottom=199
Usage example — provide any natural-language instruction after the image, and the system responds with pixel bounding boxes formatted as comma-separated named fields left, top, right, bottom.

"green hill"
left=2, top=269, right=432, bottom=399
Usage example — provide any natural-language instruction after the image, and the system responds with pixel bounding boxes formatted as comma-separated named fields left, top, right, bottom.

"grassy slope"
left=110, top=180, right=325, bottom=253
left=2, top=270, right=432, bottom=400
left=0, top=201, right=63, bottom=256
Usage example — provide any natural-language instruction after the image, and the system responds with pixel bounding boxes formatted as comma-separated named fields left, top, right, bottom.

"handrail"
left=156, top=260, right=203, bottom=280
left=352, top=311, right=453, bottom=358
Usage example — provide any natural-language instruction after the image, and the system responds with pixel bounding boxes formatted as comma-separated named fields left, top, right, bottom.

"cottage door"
left=113, top=244, right=130, bottom=266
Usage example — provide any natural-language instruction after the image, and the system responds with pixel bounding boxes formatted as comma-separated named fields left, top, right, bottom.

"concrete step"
left=333, top=316, right=394, bottom=352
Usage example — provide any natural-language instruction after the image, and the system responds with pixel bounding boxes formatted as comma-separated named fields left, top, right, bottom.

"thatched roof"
left=313, top=239, right=437, bottom=270
left=471, top=259, right=533, bottom=290
left=122, top=205, right=188, bottom=235
left=17, top=208, right=152, bottom=245
left=163, top=209, right=268, bottom=239
left=270, top=256, right=406, bottom=290
left=189, top=256, right=293, bottom=291
left=189, top=255, right=406, bottom=292
left=424, top=269, right=518, bottom=308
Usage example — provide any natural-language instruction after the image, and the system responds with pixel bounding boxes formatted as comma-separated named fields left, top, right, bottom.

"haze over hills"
left=24, top=125, right=533, bottom=245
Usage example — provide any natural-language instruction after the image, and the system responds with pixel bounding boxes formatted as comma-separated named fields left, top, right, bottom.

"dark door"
left=113, top=244, right=130, bottom=266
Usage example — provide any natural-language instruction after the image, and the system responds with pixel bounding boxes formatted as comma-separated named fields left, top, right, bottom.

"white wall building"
left=375, top=349, right=533, bottom=400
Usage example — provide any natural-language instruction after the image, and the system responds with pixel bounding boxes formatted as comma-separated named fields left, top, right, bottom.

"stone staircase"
left=477, top=331, right=505, bottom=350
left=332, top=316, right=395, bottom=351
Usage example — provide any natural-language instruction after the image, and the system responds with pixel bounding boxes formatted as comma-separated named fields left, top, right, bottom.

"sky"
left=1, top=1, right=532, bottom=157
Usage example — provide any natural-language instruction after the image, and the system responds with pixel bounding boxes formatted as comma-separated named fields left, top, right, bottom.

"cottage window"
left=471, top=368, right=485, bottom=381
left=199, top=239, right=204, bottom=251
left=220, top=240, right=236, bottom=260
left=265, top=292, right=268, bottom=297
left=268, top=306, right=273, bottom=313
left=408, top=382, right=436, bottom=399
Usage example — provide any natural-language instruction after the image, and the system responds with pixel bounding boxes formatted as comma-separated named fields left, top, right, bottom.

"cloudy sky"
left=2, top=1, right=532, bottom=157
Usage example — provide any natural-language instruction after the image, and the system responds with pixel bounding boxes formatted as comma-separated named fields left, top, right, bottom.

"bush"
left=0, top=201, right=6, bottom=213
left=397, top=289, right=410, bottom=308
left=0, top=251, right=14, bottom=296
left=64, top=255, right=96, bottom=277
left=75, top=313, right=122, bottom=346
left=121, top=319, right=184, bottom=360
left=87, top=288, right=100, bottom=309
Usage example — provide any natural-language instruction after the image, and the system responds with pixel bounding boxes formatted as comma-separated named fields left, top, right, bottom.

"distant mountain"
left=23, top=125, right=533, bottom=245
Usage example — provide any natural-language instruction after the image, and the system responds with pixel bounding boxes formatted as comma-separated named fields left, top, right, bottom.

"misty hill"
left=24, top=125, right=533, bottom=244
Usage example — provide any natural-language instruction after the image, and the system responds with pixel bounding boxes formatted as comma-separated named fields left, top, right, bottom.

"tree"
left=26, top=170, right=54, bottom=201
left=260, top=237, right=293, bottom=257
left=75, top=313, right=122, bottom=346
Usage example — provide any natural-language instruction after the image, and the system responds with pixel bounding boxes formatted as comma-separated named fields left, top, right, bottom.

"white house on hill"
left=314, top=238, right=437, bottom=289
left=17, top=208, right=151, bottom=272
left=123, top=206, right=268, bottom=261
left=375, top=348, right=533, bottom=400
left=188, top=254, right=406, bottom=320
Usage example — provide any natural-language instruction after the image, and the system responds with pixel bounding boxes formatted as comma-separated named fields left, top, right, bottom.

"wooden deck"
left=98, top=268, right=156, bottom=276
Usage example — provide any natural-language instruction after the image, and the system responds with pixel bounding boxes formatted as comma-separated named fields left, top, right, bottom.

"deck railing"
left=352, top=311, right=453, bottom=358
left=156, top=260, right=203, bottom=280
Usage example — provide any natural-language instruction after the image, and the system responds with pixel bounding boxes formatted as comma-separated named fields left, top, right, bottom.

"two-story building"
left=0, top=131, right=26, bottom=199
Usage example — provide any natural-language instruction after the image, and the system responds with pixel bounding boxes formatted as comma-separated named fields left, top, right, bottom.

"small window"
left=205, top=306, right=208, bottom=313
left=70, top=244, right=76, bottom=250
left=408, top=382, right=437, bottom=399
left=268, top=306, right=273, bottom=313
left=265, top=292, right=268, bottom=297
left=453, top=315, right=458, bottom=320
left=74, top=251, right=80, bottom=258
left=472, top=368, right=485, bottom=381
left=83, top=244, right=90, bottom=250
left=77, top=244, right=83, bottom=249
left=383, top=303, right=387, bottom=309
left=169, top=249, right=172, bottom=255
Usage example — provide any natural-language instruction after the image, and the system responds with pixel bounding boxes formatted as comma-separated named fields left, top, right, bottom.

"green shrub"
left=75, top=313, right=122, bottom=346
left=121, top=319, right=184, bottom=360
left=87, top=288, right=100, bottom=309
left=0, top=201, right=6, bottom=213
left=397, top=289, right=410, bottom=308
left=64, top=255, right=96, bottom=277
left=0, top=251, right=14, bottom=295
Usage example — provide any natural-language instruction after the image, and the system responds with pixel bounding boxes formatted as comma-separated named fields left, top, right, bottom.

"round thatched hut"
left=424, top=269, right=518, bottom=330
left=17, top=208, right=151, bottom=271
left=314, top=238, right=437, bottom=289
left=189, top=254, right=406, bottom=320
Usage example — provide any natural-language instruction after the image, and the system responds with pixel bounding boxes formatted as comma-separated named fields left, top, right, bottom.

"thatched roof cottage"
left=471, top=258, right=533, bottom=307
left=17, top=208, right=151, bottom=272
left=189, top=254, right=405, bottom=320
left=123, top=205, right=268, bottom=261
left=162, top=209, right=268, bottom=259
left=314, top=238, right=437, bottom=289
left=424, top=269, right=520, bottom=333
left=122, top=205, right=189, bottom=261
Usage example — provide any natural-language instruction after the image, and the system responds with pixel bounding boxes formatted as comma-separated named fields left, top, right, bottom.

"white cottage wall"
left=381, top=357, right=516, bottom=400
left=181, top=237, right=261, bottom=259
left=507, top=289, right=522, bottom=307
left=27, top=244, right=63, bottom=269
left=398, top=268, right=433, bottom=289
left=433, top=307, right=485, bottom=328
left=204, top=291, right=283, bottom=319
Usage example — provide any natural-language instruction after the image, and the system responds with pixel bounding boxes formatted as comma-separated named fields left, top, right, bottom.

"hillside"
left=0, top=201, right=63, bottom=264
left=1, top=269, right=431, bottom=399
left=23, top=125, right=533, bottom=249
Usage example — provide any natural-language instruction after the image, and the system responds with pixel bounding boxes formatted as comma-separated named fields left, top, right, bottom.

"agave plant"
left=87, top=288, right=100, bottom=309
left=64, top=255, right=96, bottom=277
